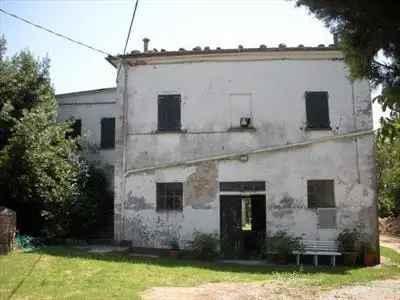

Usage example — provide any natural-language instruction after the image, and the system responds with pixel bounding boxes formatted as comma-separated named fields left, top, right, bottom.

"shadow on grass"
left=26, top=246, right=360, bottom=277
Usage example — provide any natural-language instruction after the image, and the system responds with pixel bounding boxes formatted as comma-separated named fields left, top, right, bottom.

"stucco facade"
left=110, top=46, right=378, bottom=252
left=56, top=88, right=117, bottom=189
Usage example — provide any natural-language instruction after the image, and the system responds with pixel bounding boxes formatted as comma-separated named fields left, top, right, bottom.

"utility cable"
left=117, top=0, right=139, bottom=77
left=0, top=7, right=112, bottom=57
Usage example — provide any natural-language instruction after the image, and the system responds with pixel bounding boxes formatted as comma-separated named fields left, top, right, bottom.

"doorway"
left=220, top=194, right=266, bottom=258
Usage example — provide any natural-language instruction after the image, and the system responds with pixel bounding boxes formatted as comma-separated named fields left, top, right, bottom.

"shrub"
left=42, top=163, right=112, bottom=240
left=337, top=228, right=361, bottom=252
left=265, top=231, right=303, bottom=256
left=190, top=232, right=219, bottom=260
left=169, top=238, right=180, bottom=250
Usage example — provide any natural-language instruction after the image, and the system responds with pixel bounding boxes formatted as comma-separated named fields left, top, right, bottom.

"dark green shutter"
left=158, top=95, right=181, bottom=131
left=101, top=118, right=115, bottom=149
left=305, top=91, right=330, bottom=129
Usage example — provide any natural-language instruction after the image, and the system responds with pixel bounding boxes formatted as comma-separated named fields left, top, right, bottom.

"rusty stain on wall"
left=184, top=161, right=218, bottom=209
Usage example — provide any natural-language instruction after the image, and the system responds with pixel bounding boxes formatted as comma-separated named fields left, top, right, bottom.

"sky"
left=0, top=0, right=386, bottom=127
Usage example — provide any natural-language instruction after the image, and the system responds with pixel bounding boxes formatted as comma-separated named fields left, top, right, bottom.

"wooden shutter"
left=305, top=91, right=330, bottom=129
left=101, top=118, right=115, bottom=149
left=158, top=95, right=181, bottom=131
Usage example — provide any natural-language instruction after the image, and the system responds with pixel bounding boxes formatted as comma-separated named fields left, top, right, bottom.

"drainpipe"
left=351, top=81, right=361, bottom=184
left=118, top=59, right=129, bottom=242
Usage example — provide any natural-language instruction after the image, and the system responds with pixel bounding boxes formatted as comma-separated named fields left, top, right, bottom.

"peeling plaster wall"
left=114, top=55, right=377, bottom=249
left=56, top=88, right=117, bottom=189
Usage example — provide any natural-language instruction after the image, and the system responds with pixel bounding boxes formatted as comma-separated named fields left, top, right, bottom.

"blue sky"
left=0, top=0, right=384, bottom=127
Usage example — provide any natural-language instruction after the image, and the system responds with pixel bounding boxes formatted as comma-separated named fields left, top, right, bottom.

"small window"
left=66, top=119, right=81, bottom=139
left=158, top=94, right=181, bottom=131
left=229, top=94, right=252, bottom=128
left=307, top=180, right=335, bottom=208
left=305, top=91, right=330, bottom=129
left=101, top=118, right=115, bottom=149
left=156, top=183, right=183, bottom=211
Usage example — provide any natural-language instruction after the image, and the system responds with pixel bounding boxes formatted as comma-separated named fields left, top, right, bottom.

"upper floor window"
left=101, top=118, right=115, bottom=149
left=305, top=91, right=331, bottom=130
left=66, top=119, right=81, bottom=139
left=156, top=182, right=183, bottom=211
left=158, top=94, right=181, bottom=131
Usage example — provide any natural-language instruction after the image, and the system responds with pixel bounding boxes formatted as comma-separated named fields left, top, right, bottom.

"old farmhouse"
left=57, top=39, right=378, bottom=257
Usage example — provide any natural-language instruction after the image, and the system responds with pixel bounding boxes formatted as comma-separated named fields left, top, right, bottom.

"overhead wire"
left=117, top=0, right=140, bottom=78
left=0, top=7, right=113, bottom=57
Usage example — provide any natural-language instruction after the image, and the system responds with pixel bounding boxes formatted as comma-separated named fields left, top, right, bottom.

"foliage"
left=190, top=232, right=219, bottom=260
left=41, top=163, right=113, bottom=239
left=0, top=39, right=83, bottom=237
left=337, top=228, right=361, bottom=252
left=169, top=238, right=180, bottom=250
left=0, top=42, right=54, bottom=149
left=265, top=231, right=303, bottom=256
left=376, top=129, right=400, bottom=217
left=294, top=0, right=400, bottom=138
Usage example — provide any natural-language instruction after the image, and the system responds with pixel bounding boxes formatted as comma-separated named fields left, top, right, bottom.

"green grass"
left=0, top=246, right=399, bottom=300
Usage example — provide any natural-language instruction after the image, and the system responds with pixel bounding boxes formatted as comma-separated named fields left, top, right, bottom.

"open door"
left=220, top=195, right=242, bottom=257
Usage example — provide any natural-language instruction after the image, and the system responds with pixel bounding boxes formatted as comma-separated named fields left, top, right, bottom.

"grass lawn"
left=0, top=246, right=399, bottom=300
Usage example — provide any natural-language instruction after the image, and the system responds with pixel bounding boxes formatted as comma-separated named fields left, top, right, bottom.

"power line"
left=0, top=7, right=112, bottom=57
left=123, top=0, right=139, bottom=55
left=117, top=0, right=139, bottom=77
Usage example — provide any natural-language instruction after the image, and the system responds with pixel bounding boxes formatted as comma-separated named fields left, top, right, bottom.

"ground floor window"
left=307, top=180, right=336, bottom=229
left=156, top=182, right=183, bottom=211
left=307, top=180, right=335, bottom=208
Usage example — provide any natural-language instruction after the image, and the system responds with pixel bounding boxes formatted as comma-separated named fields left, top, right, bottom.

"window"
left=229, top=94, right=252, bottom=128
left=305, top=91, right=330, bottom=129
left=307, top=180, right=335, bottom=208
left=158, top=94, right=181, bottom=131
left=156, top=183, right=183, bottom=211
left=66, top=119, right=81, bottom=139
left=101, top=118, right=115, bottom=149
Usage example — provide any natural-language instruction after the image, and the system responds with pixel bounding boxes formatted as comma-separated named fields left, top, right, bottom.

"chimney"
left=143, top=38, right=150, bottom=52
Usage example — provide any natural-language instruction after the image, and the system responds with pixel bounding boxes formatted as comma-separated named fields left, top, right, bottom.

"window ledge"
left=228, top=127, right=256, bottom=132
left=305, top=127, right=332, bottom=132
left=155, top=129, right=187, bottom=134
left=100, top=147, right=115, bottom=150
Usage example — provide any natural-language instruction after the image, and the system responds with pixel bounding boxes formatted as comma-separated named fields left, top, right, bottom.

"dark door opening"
left=220, top=194, right=266, bottom=258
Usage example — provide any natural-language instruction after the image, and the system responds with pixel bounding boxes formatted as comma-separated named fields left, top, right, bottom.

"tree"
left=0, top=41, right=82, bottom=235
left=376, top=127, right=400, bottom=217
left=294, top=1, right=400, bottom=138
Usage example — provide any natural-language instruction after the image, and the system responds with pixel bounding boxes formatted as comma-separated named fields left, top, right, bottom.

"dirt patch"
left=321, top=279, right=400, bottom=300
left=381, top=234, right=400, bottom=253
left=141, top=281, right=316, bottom=300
